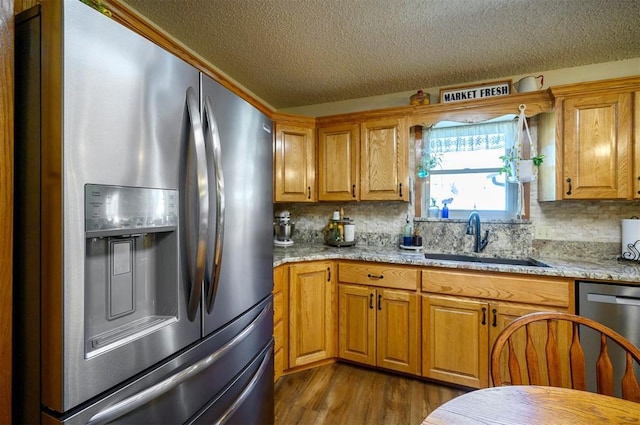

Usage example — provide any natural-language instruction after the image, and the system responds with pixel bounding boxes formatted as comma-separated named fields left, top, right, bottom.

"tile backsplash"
left=276, top=194, right=639, bottom=260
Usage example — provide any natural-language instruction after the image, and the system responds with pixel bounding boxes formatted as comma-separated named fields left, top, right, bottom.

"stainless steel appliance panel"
left=188, top=344, right=274, bottom=424
left=60, top=1, right=202, bottom=411
left=200, top=76, right=274, bottom=335
left=577, top=281, right=640, bottom=397
left=44, top=298, right=272, bottom=424
left=16, top=0, right=202, bottom=415
left=17, top=1, right=274, bottom=423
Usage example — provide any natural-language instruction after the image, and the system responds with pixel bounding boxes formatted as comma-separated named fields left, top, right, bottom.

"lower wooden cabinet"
left=273, top=265, right=287, bottom=381
left=275, top=260, right=574, bottom=388
left=338, top=284, right=420, bottom=375
left=288, top=261, right=336, bottom=368
left=421, top=268, right=572, bottom=389
left=422, top=295, right=489, bottom=388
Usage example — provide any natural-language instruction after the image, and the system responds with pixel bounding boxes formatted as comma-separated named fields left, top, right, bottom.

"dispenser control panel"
left=85, top=184, right=178, bottom=236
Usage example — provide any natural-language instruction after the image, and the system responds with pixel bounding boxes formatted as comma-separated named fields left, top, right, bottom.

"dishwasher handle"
left=587, top=293, right=640, bottom=307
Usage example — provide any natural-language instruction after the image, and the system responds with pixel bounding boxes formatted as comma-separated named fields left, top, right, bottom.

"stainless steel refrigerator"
left=14, top=1, right=274, bottom=423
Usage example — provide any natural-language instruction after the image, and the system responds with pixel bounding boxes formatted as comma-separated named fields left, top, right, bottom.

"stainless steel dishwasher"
left=577, top=281, right=640, bottom=397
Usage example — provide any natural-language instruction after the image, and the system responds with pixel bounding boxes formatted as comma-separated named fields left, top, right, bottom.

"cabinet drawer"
left=273, top=290, right=283, bottom=324
left=339, top=262, right=419, bottom=290
left=422, top=268, right=571, bottom=308
left=274, top=319, right=283, bottom=352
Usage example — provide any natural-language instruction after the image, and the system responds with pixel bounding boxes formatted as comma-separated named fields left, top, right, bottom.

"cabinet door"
left=274, top=123, right=316, bottom=202
left=338, top=284, right=375, bottom=365
left=422, top=295, right=489, bottom=388
left=318, top=124, right=360, bottom=201
left=288, top=262, right=335, bottom=367
left=273, top=266, right=287, bottom=380
left=490, top=303, right=570, bottom=387
left=377, top=289, right=420, bottom=375
left=360, top=118, right=408, bottom=201
left=562, top=93, right=631, bottom=199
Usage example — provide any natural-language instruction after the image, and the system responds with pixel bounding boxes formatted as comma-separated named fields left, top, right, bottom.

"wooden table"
left=422, top=386, right=640, bottom=424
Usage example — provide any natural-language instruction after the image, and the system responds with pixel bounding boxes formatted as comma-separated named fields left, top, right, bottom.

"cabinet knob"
left=565, top=177, right=572, bottom=196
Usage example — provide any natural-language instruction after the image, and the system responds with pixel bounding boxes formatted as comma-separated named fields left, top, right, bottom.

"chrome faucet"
left=466, top=211, right=489, bottom=252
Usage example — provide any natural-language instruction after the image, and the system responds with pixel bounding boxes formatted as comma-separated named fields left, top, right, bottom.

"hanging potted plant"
left=500, top=149, right=544, bottom=183
left=500, top=103, right=544, bottom=183
left=417, top=153, right=442, bottom=178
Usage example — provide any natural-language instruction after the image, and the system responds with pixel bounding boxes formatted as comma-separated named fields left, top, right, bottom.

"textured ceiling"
left=122, top=0, right=640, bottom=110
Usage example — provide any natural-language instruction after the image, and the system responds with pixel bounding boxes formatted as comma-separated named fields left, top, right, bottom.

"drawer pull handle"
left=492, top=308, right=497, bottom=327
left=369, top=293, right=374, bottom=309
left=378, top=294, right=382, bottom=310
left=481, top=307, right=487, bottom=325
left=367, top=273, right=384, bottom=280
left=352, top=184, right=356, bottom=198
left=307, top=186, right=311, bottom=199
left=399, top=183, right=403, bottom=197
left=565, top=177, right=572, bottom=196
left=327, top=267, right=331, bottom=282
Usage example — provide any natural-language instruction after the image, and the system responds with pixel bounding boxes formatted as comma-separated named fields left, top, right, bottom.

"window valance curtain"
left=425, top=120, right=516, bottom=154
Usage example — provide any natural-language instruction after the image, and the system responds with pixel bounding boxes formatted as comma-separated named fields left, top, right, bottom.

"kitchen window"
left=418, top=117, right=519, bottom=219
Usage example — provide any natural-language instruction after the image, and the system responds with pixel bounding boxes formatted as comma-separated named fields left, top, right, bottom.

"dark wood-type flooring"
left=274, top=363, right=468, bottom=425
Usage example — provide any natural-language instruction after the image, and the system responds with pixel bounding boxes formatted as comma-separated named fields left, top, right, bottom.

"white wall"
left=280, top=58, right=640, bottom=117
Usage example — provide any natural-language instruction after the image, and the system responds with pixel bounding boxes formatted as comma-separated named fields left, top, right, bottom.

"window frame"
left=417, top=117, right=526, bottom=220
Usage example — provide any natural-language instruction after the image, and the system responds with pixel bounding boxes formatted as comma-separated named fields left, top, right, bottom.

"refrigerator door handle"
left=185, top=87, right=209, bottom=321
left=212, top=344, right=273, bottom=425
left=202, top=96, right=225, bottom=313
left=86, top=301, right=272, bottom=425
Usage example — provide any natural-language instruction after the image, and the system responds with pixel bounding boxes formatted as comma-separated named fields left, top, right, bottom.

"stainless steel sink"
left=424, top=253, right=549, bottom=268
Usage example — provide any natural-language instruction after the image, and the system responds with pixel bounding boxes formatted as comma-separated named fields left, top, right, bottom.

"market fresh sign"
left=439, top=80, right=511, bottom=103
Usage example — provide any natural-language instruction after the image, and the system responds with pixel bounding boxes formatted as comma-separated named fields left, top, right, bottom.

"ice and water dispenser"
left=84, top=184, right=179, bottom=357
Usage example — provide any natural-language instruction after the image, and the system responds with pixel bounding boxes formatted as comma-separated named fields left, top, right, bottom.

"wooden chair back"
left=490, top=311, right=640, bottom=402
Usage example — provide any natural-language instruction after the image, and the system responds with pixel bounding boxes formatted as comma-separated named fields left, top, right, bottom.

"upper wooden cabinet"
left=317, top=117, right=409, bottom=202
left=318, top=123, right=360, bottom=201
left=360, top=118, right=408, bottom=201
left=273, top=119, right=316, bottom=202
left=539, top=76, right=640, bottom=201
left=562, top=92, right=631, bottom=199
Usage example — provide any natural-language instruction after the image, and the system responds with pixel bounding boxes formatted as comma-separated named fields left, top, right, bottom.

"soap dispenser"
left=402, top=216, right=413, bottom=246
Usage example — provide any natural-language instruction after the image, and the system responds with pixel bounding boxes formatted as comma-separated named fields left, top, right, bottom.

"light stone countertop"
left=273, top=244, right=640, bottom=284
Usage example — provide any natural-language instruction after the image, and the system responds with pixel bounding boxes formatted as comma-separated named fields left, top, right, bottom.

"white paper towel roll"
left=621, top=219, right=640, bottom=259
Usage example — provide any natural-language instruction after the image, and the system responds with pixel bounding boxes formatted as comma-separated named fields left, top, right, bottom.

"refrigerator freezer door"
left=200, top=76, right=274, bottom=335
left=46, top=298, right=273, bottom=424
